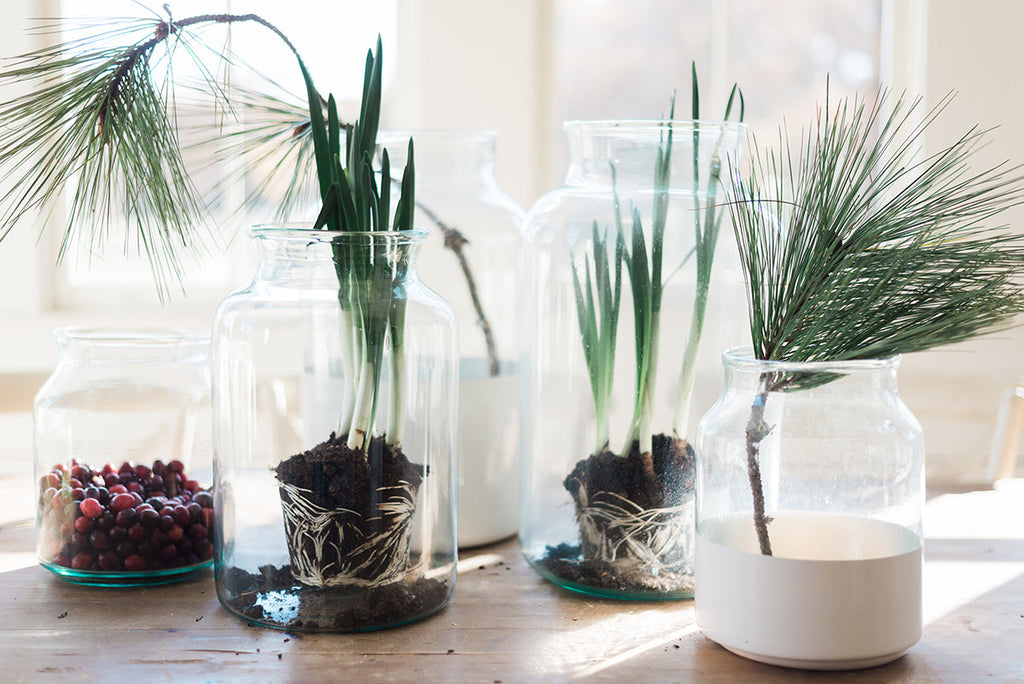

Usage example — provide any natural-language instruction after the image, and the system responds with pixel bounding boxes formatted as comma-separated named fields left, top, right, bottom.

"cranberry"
left=118, top=462, right=134, bottom=476
left=193, top=491, right=213, bottom=509
left=168, top=460, right=185, bottom=473
left=166, top=524, right=184, bottom=542
left=80, top=497, right=103, bottom=519
left=101, top=463, right=116, bottom=476
left=98, top=552, right=121, bottom=571
left=108, top=526, right=127, bottom=545
left=71, top=532, right=90, bottom=550
left=71, top=465, right=90, bottom=481
left=108, top=484, right=128, bottom=495
left=111, top=493, right=135, bottom=512
left=149, top=530, right=167, bottom=548
left=115, top=542, right=138, bottom=557
left=134, top=464, right=151, bottom=479
left=41, top=473, right=61, bottom=489
left=158, top=545, right=178, bottom=562
left=51, top=490, right=67, bottom=510
left=146, top=496, right=167, bottom=509
left=70, top=487, right=85, bottom=501
left=123, top=554, right=146, bottom=572
left=148, top=475, right=165, bottom=491
left=98, top=512, right=116, bottom=531
left=184, top=480, right=200, bottom=493
left=202, top=508, right=214, bottom=529
left=73, top=516, right=93, bottom=534
left=195, top=539, right=213, bottom=560
left=159, top=515, right=174, bottom=532
left=176, top=538, right=194, bottom=555
left=71, top=552, right=93, bottom=570
left=115, top=508, right=137, bottom=527
left=128, top=523, right=147, bottom=542
left=126, top=481, right=144, bottom=495
left=41, top=486, right=58, bottom=505
left=139, top=508, right=160, bottom=528
left=59, top=520, right=74, bottom=538
left=172, top=506, right=190, bottom=527
left=63, top=503, right=81, bottom=523
left=186, top=502, right=202, bottom=524
left=103, top=473, right=120, bottom=488
left=187, top=524, right=208, bottom=540
left=89, top=530, right=109, bottom=550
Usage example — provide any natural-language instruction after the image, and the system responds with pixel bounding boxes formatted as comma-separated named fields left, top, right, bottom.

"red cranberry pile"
left=37, top=459, right=214, bottom=573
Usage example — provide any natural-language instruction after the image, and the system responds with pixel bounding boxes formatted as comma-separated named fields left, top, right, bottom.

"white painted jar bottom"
left=695, top=512, right=922, bottom=670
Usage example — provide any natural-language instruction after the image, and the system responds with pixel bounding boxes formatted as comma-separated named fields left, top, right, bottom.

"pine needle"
left=730, top=88, right=1024, bottom=378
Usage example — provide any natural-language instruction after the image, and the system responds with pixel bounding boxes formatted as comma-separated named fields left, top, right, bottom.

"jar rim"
left=248, top=225, right=429, bottom=244
left=53, top=327, right=209, bottom=348
left=723, top=346, right=901, bottom=373
left=563, top=119, right=747, bottom=135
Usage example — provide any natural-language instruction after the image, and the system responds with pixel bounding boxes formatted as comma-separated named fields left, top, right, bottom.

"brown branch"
left=745, top=382, right=774, bottom=556
left=415, top=201, right=501, bottom=377
left=96, top=12, right=304, bottom=139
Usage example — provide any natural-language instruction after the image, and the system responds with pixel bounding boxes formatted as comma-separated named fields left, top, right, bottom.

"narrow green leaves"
left=730, top=88, right=1024, bottom=379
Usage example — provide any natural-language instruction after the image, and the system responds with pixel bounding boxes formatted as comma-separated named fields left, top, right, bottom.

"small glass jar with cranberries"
left=34, top=328, right=213, bottom=586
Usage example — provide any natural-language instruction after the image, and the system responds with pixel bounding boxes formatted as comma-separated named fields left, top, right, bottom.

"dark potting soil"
left=220, top=563, right=450, bottom=632
left=257, top=432, right=437, bottom=626
left=274, top=432, right=425, bottom=578
left=538, top=434, right=696, bottom=595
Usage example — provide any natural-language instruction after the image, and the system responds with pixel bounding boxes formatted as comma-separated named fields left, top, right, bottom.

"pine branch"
left=0, top=11, right=305, bottom=298
left=729, top=87, right=1024, bottom=555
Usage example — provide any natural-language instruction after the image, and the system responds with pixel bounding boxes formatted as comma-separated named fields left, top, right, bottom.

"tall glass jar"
left=519, top=119, right=747, bottom=599
left=212, top=226, right=457, bottom=632
left=34, top=328, right=212, bottom=586
left=378, top=131, right=524, bottom=547
left=695, top=348, right=924, bottom=669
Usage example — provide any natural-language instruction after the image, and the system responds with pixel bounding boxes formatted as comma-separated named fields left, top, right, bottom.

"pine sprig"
left=0, top=12, right=307, bottom=298
left=731, top=89, right=1024, bottom=373
left=729, top=87, right=1024, bottom=556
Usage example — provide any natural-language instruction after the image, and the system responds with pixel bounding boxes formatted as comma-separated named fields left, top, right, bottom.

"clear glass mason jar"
left=519, top=119, right=747, bottom=599
left=694, top=348, right=925, bottom=669
left=34, top=328, right=213, bottom=586
left=378, top=131, right=524, bottom=548
left=212, top=226, right=458, bottom=632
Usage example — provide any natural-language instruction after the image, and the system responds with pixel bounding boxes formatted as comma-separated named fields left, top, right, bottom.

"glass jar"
left=378, top=131, right=524, bottom=547
left=695, top=348, right=925, bottom=669
left=212, top=226, right=457, bottom=632
left=34, top=328, right=212, bottom=586
left=519, top=119, right=747, bottom=599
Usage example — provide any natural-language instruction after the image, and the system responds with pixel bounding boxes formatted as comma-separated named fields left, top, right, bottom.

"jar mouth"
left=248, top=225, right=429, bottom=245
left=723, top=346, right=901, bottom=373
left=53, top=327, right=209, bottom=348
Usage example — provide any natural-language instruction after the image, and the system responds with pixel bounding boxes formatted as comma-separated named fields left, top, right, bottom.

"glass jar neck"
left=54, top=328, right=208, bottom=365
left=563, top=120, right=747, bottom=189
left=377, top=131, right=498, bottom=192
left=721, top=347, right=901, bottom=394
left=250, top=226, right=426, bottom=285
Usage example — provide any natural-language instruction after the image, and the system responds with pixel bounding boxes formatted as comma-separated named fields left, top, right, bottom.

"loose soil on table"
left=226, top=432, right=442, bottom=630
left=220, top=563, right=449, bottom=632
left=538, top=434, right=696, bottom=595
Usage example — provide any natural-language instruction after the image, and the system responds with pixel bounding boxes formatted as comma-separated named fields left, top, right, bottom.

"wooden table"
left=1, top=415, right=1021, bottom=682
